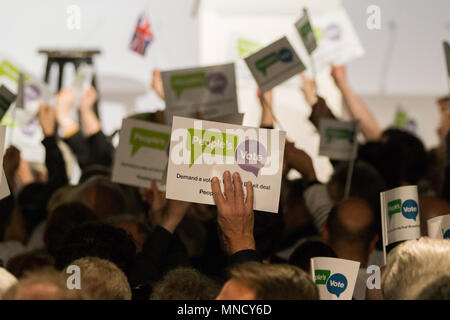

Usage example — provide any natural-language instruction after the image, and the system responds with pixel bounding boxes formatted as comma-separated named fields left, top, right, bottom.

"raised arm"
left=331, top=64, right=382, bottom=141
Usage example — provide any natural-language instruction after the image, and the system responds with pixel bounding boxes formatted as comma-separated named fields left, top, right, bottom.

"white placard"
left=308, top=5, right=365, bottom=73
left=162, top=63, right=239, bottom=124
left=112, top=118, right=171, bottom=189
left=319, top=118, right=359, bottom=161
left=244, top=36, right=306, bottom=93
left=166, top=116, right=286, bottom=213
left=380, top=185, right=421, bottom=262
left=310, top=257, right=360, bottom=300
left=427, top=214, right=450, bottom=239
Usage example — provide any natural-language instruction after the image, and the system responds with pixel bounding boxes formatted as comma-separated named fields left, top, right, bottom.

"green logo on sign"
left=170, top=72, right=206, bottom=99
left=315, top=269, right=331, bottom=285
left=186, top=128, right=239, bottom=167
left=130, top=128, right=170, bottom=157
left=388, top=199, right=402, bottom=219
left=325, top=127, right=354, bottom=143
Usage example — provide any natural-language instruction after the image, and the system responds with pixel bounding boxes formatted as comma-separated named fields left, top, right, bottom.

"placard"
left=166, top=116, right=286, bottom=213
left=380, top=185, right=421, bottom=262
left=244, top=36, right=305, bottom=93
left=319, top=118, right=359, bottom=161
left=112, top=118, right=171, bottom=189
left=162, top=63, right=239, bottom=124
left=427, top=214, right=450, bottom=239
left=310, top=257, right=360, bottom=300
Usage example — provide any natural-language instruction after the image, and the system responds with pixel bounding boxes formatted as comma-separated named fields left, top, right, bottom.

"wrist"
left=228, top=236, right=255, bottom=255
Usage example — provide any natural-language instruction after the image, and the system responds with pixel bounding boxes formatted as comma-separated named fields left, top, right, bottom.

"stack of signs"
left=161, top=63, right=239, bottom=124
left=427, top=215, right=450, bottom=239
left=0, top=85, right=16, bottom=120
left=244, top=36, right=306, bottom=93
left=112, top=118, right=171, bottom=189
left=380, top=185, right=421, bottom=262
left=310, top=257, right=360, bottom=300
left=319, top=118, right=359, bottom=161
left=209, top=113, right=244, bottom=126
left=166, top=116, right=286, bottom=213
left=0, top=125, right=10, bottom=200
left=295, top=8, right=317, bottom=55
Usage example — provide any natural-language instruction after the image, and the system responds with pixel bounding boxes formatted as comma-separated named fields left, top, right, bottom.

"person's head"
left=54, top=222, right=136, bottom=277
left=418, top=195, right=450, bottom=236
left=79, top=165, right=111, bottom=184
left=151, top=267, right=220, bottom=300
left=6, top=251, right=54, bottom=279
left=47, top=185, right=77, bottom=214
left=0, top=267, right=17, bottom=298
left=2, top=268, right=84, bottom=300
left=323, top=198, right=378, bottom=267
left=416, top=275, right=450, bottom=300
left=382, top=238, right=450, bottom=299
left=217, top=262, right=318, bottom=300
left=66, top=257, right=131, bottom=300
left=70, top=176, right=126, bottom=219
left=289, top=241, right=337, bottom=272
left=44, top=202, right=98, bottom=257
left=105, top=214, right=150, bottom=253
left=377, top=129, right=427, bottom=188
left=327, top=161, right=385, bottom=214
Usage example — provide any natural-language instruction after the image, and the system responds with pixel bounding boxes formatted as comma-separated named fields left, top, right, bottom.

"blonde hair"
left=382, top=237, right=450, bottom=299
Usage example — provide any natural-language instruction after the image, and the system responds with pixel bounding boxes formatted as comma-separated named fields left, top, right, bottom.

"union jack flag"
left=129, top=12, right=154, bottom=56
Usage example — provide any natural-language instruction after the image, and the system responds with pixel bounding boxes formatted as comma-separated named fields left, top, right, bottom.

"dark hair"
left=150, top=267, right=220, bottom=300
left=253, top=210, right=284, bottom=259
left=6, top=251, right=54, bottom=278
left=289, top=241, right=336, bottom=272
left=326, top=201, right=378, bottom=252
left=329, top=161, right=385, bottom=214
left=54, top=222, right=136, bottom=277
left=359, top=129, right=427, bottom=189
left=71, top=176, right=126, bottom=219
left=17, top=183, right=47, bottom=237
left=0, top=195, right=15, bottom=241
left=44, top=202, right=98, bottom=257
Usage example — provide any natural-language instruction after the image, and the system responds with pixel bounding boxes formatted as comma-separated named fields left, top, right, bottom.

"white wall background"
left=1, top=0, right=449, bottom=180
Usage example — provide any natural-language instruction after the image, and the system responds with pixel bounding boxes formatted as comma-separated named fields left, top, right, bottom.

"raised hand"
left=211, top=171, right=255, bottom=255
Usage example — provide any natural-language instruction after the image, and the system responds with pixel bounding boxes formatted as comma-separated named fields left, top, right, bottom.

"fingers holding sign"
left=211, top=171, right=255, bottom=255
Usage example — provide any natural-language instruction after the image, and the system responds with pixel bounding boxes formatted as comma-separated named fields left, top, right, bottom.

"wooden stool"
left=38, top=48, right=101, bottom=116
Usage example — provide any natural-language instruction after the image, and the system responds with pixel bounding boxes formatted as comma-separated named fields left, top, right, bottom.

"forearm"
left=339, top=82, right=382, bottom=141
left=42, top=135, right=68, bottom=189
left=80, top=109, right=101, bottom=137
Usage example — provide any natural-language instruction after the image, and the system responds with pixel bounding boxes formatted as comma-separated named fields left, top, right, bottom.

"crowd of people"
left=0, top=63, right=449, bottom=300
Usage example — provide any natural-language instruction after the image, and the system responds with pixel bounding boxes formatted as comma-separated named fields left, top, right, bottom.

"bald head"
left=324, top=198, right=378, bottom=263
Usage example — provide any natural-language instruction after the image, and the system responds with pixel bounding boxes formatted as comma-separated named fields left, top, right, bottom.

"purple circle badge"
left=234, top=140, right=267, bottom=177
left=207, top=72, right=227, bottom=94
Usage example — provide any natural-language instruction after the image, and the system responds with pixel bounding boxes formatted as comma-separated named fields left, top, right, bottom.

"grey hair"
left=382, top=237, right=450, bottom=300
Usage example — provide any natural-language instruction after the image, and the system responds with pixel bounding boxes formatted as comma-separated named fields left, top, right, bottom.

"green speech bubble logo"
left=170, top=72, right=206, bottom=99
left=0, top=61, right=30, bottom=83
left=315, top=269, right=331, bottom=285
left=186, top=128, right=239, bottom=167
left=325, top=127, right=354, bottom=143
left=255, top=52, right=278, bottom=76
left=130, top=127, right=170, bottom=157
left=388, top=199, right=402, bottom=219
